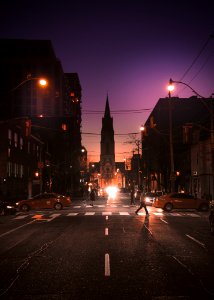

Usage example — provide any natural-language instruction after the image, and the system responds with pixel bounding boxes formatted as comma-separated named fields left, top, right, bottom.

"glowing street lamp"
left=167, top=79, right=175, bottom=192
left=38, top=78, right=48, bottom=87
left=10, top=75, right=48, bottom=92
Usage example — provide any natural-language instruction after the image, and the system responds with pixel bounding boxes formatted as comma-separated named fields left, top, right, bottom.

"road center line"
left=160, top=218, right=168, bottom=224
left=105, top=228, right=109, bottom=235
left=185, top=234, right=206, bottom=249
left=105, top=253, right=110, bottom=276
left=0, top=220, right=36, bottom=238
left=106, top=216, right=108, bottom=220
left=144, top=224, right=153, bottom=235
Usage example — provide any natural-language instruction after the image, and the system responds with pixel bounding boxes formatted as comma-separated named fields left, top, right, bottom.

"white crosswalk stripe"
left=13, top=210, right=204, bottom=221
left=14, top=215, right=29, bottom=219
left=102, top=212, right=112, bottom=215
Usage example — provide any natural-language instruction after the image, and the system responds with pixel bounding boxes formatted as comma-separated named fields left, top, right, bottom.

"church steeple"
left=104, top=95, right=111, bottom=118
left=100, top=95, right=115, bottom=187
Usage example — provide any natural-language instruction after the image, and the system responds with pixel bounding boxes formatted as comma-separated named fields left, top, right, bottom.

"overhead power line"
left=180, top=31, right=214, bottom=82
left=82, top=108, right=152, bottom=114
left=82, top=132, right=139, bottom=136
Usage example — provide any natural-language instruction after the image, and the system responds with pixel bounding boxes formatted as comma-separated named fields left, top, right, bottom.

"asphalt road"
left=0, top=192, right=213, bottom=300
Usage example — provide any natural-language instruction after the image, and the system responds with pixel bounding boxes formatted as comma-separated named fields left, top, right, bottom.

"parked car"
left=0, top=199, right=17, bottom=215
left=16, top=193, right=71, bottom=212
left=153, top=192, right=209, bottom=212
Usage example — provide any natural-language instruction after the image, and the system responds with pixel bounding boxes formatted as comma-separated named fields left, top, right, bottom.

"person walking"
left=90, top=188, right=96, bottom=206
left=135, top=189, right=149, bottom=215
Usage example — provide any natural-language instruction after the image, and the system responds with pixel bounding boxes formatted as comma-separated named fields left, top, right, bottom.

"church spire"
left=104, top=95, right=111, bottom=118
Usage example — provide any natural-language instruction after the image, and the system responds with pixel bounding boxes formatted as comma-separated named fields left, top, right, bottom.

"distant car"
left=144, top=192, right=158, bottom=205
left=0, top=199, right=16, bottom=215
left=153, top=192, right=209, bottom=212
left=16, top=193, right=71, bottom=212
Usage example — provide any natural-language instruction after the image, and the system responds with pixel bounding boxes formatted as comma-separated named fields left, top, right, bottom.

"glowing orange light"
left=39, top=79, right=47, bottom=86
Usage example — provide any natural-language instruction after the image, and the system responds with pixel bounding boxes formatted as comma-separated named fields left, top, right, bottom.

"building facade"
left=142, top=96, right=214, bottom=198
left=0, top=39, right=83, bottom=198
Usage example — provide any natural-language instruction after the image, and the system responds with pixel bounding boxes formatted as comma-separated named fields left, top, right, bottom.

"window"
left=62, top=123, right=67, bottom=131
left=20, top=165, right=24, bottom=178
left=8, top=129, right=12, bottom=145
left=14, top=133, right=18, bottom=147
left=37, top=145, right=40, bottom=158
left=20, top=137, right=23, bottom=150
left=28, top=142, right=30, bottom=153
left=14, top=163, right=18, bottom=177
left=7, top=162, right=12, bottom=176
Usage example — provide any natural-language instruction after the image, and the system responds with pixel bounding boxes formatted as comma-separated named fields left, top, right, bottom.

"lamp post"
left=140, top=125, right=145, bottom=189
left=167, top=82, right=175, bottom=192
left=167, top=78, right=214, bottom=197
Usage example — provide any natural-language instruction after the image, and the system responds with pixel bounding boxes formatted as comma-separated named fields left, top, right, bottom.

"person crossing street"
left=135, top=188, right=149, bottom=216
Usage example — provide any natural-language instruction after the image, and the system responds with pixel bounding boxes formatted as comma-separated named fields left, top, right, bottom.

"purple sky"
left=1, top=1, right=214, bottom=162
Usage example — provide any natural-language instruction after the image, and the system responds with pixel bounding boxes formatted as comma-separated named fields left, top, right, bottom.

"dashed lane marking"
left=85, top=212, right=95, bottom=215
left=119, top=212, right=130, bottom=215
left=105, top=253, right=110, bottom=276
left=67, top=213, right=78, bottom=216
left=102, top=212, right=112, bottom=216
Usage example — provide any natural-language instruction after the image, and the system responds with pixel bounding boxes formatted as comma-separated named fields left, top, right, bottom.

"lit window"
left=8, top=129, right=12, bottom=145
left=62, top=123, right=67, bottom=131
left=14, top=133, right=18, bottom=147
left=20, top=137, right=23, bottom=150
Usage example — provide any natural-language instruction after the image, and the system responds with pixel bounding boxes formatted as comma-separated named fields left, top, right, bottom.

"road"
left=0, top=192, right=213, bottom=300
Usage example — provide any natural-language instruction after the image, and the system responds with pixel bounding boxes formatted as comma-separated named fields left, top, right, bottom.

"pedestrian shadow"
left=140, top=215, right=152, bottom=236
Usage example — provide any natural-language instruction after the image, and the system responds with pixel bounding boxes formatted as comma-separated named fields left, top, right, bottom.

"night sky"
left=0, top=0, right=213, bottom=162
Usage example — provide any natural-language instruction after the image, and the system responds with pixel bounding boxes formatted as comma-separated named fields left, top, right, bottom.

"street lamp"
left=167, top=78, right=214, bottom=195
left=10, top=75, right=48, bottom=92
left=140, top=125, right=145, bottom=189
left=167, top=81, right=175, bottom=192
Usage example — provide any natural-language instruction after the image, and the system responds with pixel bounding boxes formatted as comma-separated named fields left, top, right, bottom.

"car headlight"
left=6, top=205, right=13, bottom=209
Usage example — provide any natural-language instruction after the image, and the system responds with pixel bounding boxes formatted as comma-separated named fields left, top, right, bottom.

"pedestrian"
left=135, top=189, right=149, bottom=216
left=90, top=188, right=96, bottom=206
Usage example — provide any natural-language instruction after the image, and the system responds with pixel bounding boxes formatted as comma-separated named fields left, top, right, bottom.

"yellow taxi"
left=153, top=192, right=209, bottom=212
left=16, top=193, right=71, bottom=212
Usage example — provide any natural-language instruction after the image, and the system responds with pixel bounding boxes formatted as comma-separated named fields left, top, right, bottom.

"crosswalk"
left=13, top=209, right=205, bottom=222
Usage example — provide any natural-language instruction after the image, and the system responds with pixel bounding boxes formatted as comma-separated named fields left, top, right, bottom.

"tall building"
left=0, top=39, right=83, bottom=198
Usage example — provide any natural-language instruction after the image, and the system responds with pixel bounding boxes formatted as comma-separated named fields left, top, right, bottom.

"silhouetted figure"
left=90, top=189, right=96, bottom=206
left=135, top=190, right=149, bottom=215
